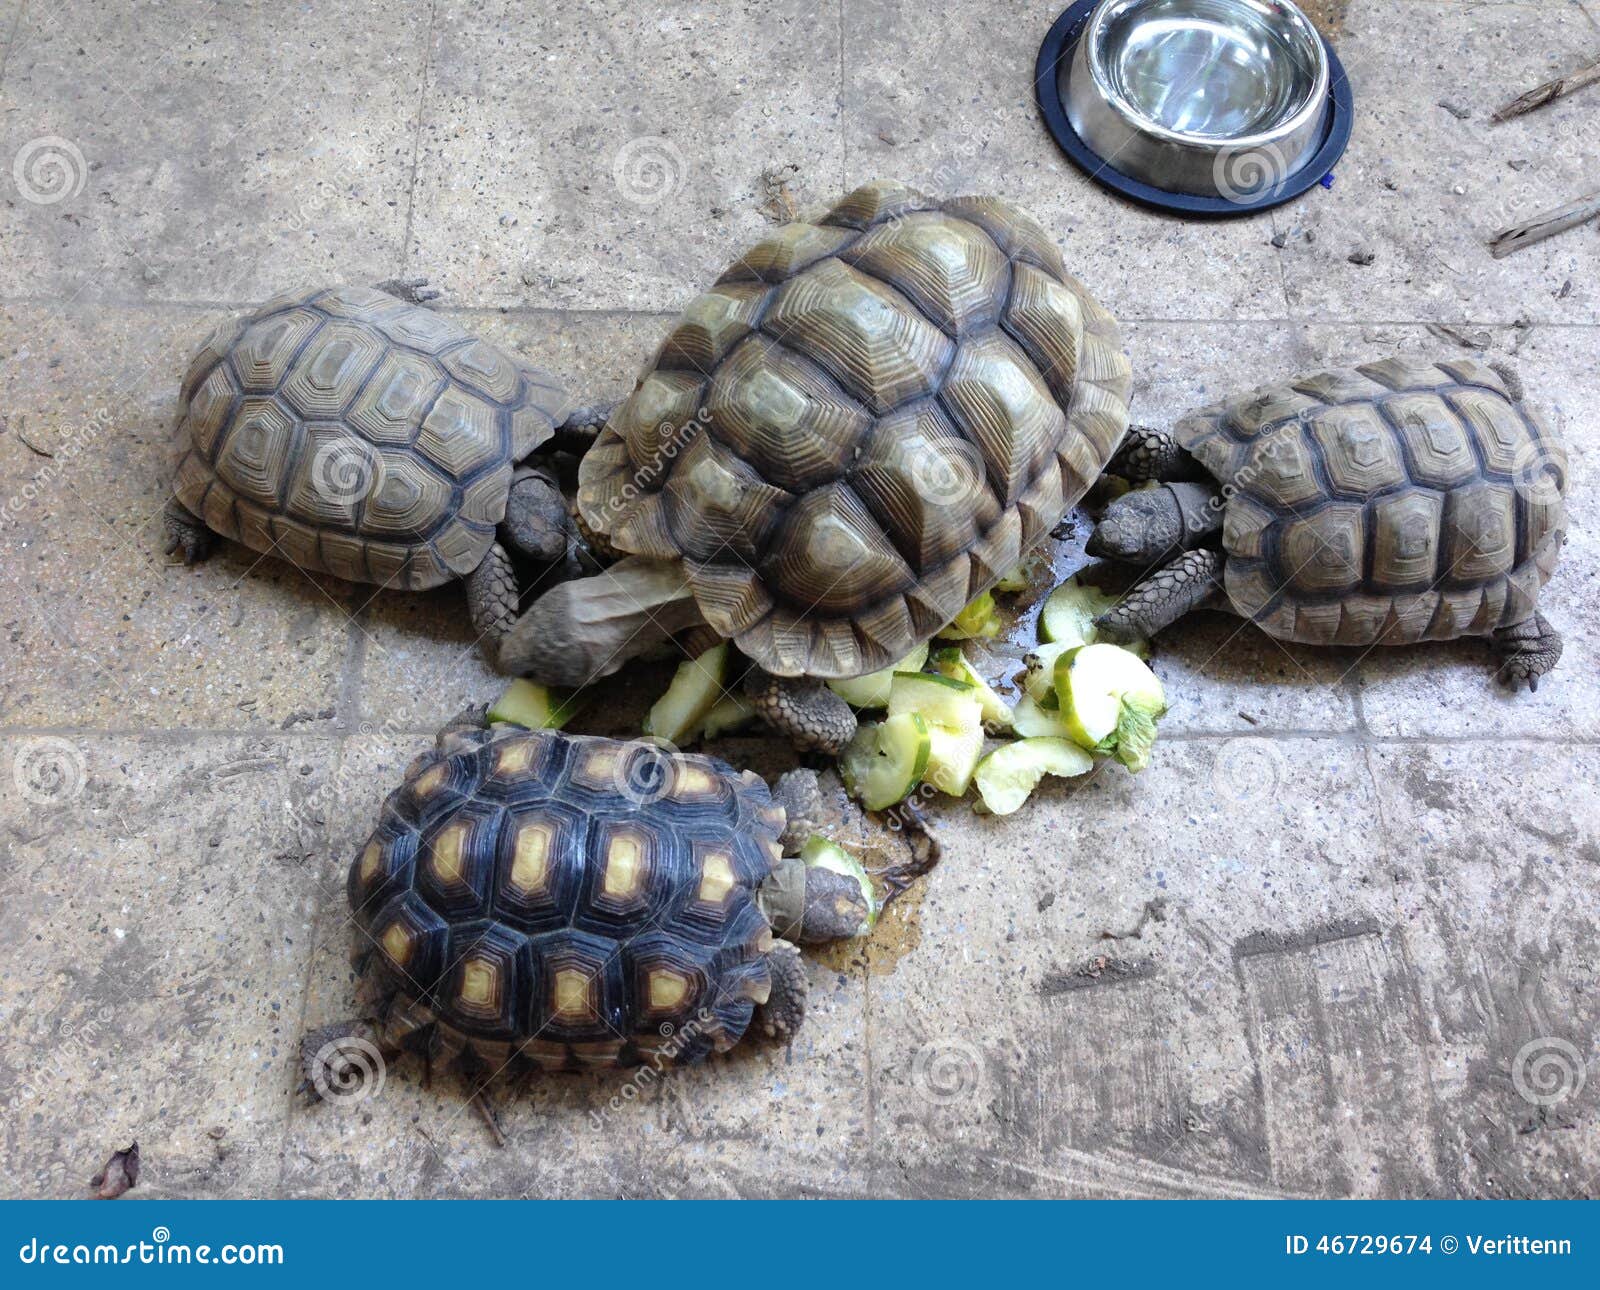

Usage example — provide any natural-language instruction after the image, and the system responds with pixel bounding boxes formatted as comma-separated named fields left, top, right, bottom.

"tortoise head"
left=1087, top=488, right=1188, bottom=563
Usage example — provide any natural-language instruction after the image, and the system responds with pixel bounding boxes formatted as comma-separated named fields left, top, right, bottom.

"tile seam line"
left=0, top=0, right=26, bottom=90
left=4, top=297, right=1599, bottom=332
left=396, top=0, right=440, bottom=280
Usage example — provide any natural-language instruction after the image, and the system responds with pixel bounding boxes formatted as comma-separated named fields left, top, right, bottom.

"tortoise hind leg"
left=1094, top=548, right=1225, bottom=643
left=1493, top=612, right=1563, bottom=691
left=744, top=671, right=856, bottom=755
left=754, top=940, right=807, bottom=1043
left=162, top=497, right=215, bottom=565
left=1107, top=424, right=1206, bottom=483
left=466, top=542, right=519, bottom=645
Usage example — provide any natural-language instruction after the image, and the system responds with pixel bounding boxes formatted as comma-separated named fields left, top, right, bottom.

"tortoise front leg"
left=162, top=497, right=215, bottom=565
left=1107, top=424, right=1207, bottom=483
left=754, top=940, right=807, bottom=1043
left=465, top=542, right=519, bottom=644
left=1493, top=611, right=1563, bottom=691
left=744, top=671, right=856, bottom=755
left=1094, top=548, right=1225, bottom=643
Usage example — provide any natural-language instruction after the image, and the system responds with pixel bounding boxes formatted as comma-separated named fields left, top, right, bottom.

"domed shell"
left=173, top=286, right=569, bottom=589
left=347, top=727, right=786, bottom=1071
left=1176, top=357, right=1567, bottom=645
left=577, top=180, right=1132, bottom=677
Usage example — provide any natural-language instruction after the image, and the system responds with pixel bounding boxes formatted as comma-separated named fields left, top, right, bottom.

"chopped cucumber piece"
left=924, top=720, right=986, bottom=796
left=936, top=591, right=1001, bottom=640
left=887, top=670, right=983, bottom=731
left=643, top=644, right=728, bottom=745
left=839, top=712, right=931, bottom=811
left=1011, top=692, right=1076, bottom=739
left=931, top=649, right=1014, bottom=730
left=993, top=552, right=1046, bottom=593
left=1055, top=643, right=1167, bottom=771
left=698, top=693, right=757, bottom=741
left=1021, top=641, right=1075, bottom=704
left=974, top=738, right=1094, bottom=815
left=487, top=678, right=581, bottom=730
left=1039, top=577, right=1120, bottom=647
left=827, top=643, right=929, bottom=709
left=799, top=834, right=876, bottom=934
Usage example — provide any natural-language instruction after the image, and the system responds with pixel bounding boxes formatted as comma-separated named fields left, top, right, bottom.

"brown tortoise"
left=165, top=283, right=605, bottom=650
left=303, top=718, right=872, bottom=1118
left=1086, top=357, right=1567, bottom=688
left=499, top=179, right=1132, bottom=751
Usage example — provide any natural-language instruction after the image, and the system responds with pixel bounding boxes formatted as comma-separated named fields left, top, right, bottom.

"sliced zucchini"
left=1055, top=642, right=1167, bottom=771
left=698, top=693, right=757, bottom=741
left=936, top=590, right=1001, bottom=640
left=887, top=670, right=983, bottom=731
left=800, top=834, right=876, bottom=934
left=993, top=552, right=1046, bottom=593
left=827, top=643, right=929, bottom=709
left=1011, top=692, right=1075, bottom=739
left=643, top=644, right=728, bottom=745
left=924, top=720, right=986, bottom=796
left=838, top=712, right=931, bottom=811
left=1021, top=641, right=1074, bottom=704
left=974, top=737, right=1095, bottom=815
left=487, top=678, right=582, bottom=730
left=931, top=648, right=1013, bottom=730
left=1039, top=577, right=1119, bottom=647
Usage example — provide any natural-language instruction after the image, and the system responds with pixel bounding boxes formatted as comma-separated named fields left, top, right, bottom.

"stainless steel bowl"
left=1063, top=0, right=1330, bottom=200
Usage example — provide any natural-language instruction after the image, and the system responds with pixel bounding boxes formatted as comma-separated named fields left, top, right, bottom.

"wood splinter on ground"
left=1489, top=190, right=1600, bottom=259
left=1492, top=56, right=1600, bottom=122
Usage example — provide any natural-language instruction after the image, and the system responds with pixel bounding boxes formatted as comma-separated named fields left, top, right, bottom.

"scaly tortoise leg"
left=1107, top=424, right=1207, bottom=483
left=162, top=497, right=215, bottom=565
left=754, top=940, right=807, bottom=1043
left=1095, top=548, right=1225, bottom=644
left=1492, top=612, right=1563, bottom=692
left=465, top=542, right=520, bottom=644
left=743, top=671, right=856, bottom=755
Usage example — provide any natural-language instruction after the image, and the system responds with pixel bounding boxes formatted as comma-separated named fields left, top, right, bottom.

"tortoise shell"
left=1177, top=357, right=1567, bottom=645
left=577, top=180, right=1132, bottom=678
left=346, top=726, right=786, bottom=1071
left=173, top=285, right=568, bottom=589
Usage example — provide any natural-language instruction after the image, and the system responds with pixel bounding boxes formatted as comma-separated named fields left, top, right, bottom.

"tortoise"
left=1086, top=356, right=1567, bottom=688
left=498, top=179, right=1132, bottom=751
left=165, top=282, right=607, bottom=650
left=302, top=718, right=874, bottom=1120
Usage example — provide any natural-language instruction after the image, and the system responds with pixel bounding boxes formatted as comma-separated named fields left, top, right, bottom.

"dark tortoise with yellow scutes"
left=317, top=723, right=870, bottom=1092
left=1088, top=357, right=1567, bottom=688
left=500, top=179, right=1132, bottom=751
left=166, top=284, right=602, bottom=650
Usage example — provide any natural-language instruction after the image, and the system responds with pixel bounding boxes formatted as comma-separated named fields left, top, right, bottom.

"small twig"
left=12, top=414, right=53, bottom=457
left=1493, top=57, right=1600, bottom=122
left=1489, top=190, right=1600, bottom=258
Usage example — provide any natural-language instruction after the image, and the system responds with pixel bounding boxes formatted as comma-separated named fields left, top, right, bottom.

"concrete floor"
left=1, top=0, right=1598, bottom=1199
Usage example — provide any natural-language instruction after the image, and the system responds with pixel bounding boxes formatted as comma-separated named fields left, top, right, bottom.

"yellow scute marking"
left=509, top=822, right=552, bottom=892
left=672, top=766, right=716, bottom=798
left=380, top=923, right=412, bottom=966
left=603, top=832, right=645, bottom=896
left=460, top=957, right=497, bottom=1007
left=429, top=821, right=468, bottom=885
left=494, top=740, right=535, bottom=775
left=698, top=850, right=735, bottom=903
left=358, top=839, right=382, bottom=883
left=649, top=970, right=690, bottom=1010
left=411, top=763, right=447, bottom=796
left=554, top=968, right=592, bottom=1019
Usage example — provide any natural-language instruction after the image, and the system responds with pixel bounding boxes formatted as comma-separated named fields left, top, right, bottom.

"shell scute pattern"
left=1174, top=359, right=1566, bottom=645
left=174, top=286, right=567, bottom=590
left=347, top=729, right=782, bottom=1070
left=577, top=180, right=1132, bottom=678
